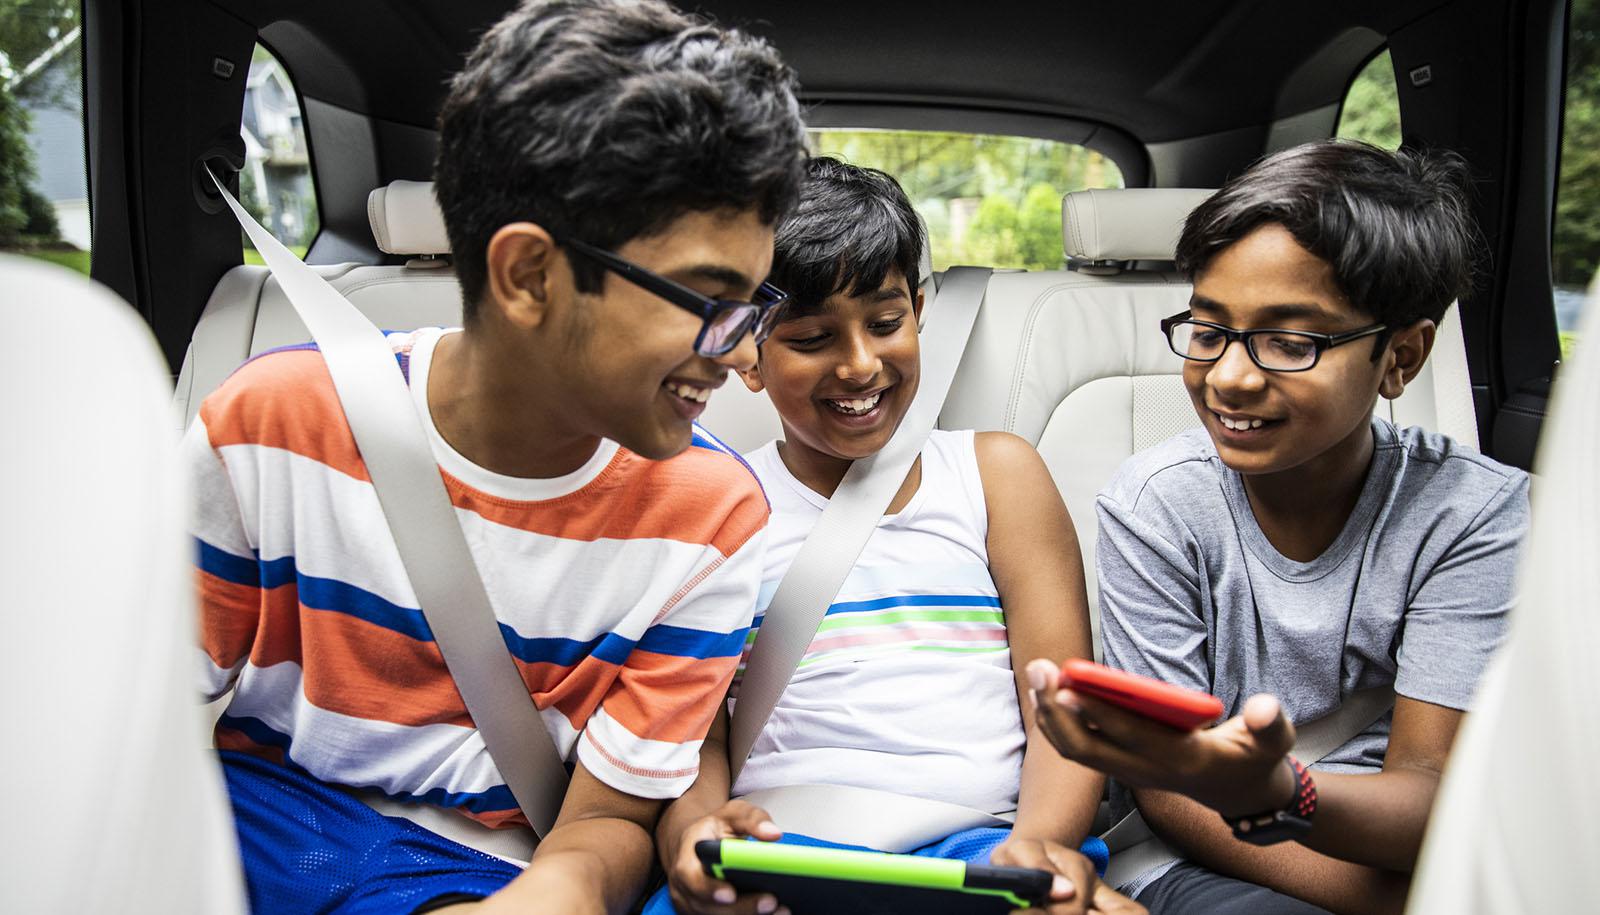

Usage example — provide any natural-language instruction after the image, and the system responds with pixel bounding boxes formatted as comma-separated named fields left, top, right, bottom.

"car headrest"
left=1061, top=188, right=1216, bottom=262
left=367, top=180, right=450, bottom=256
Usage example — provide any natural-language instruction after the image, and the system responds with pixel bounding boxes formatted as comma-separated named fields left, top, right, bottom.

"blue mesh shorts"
left=220, top=751, right=522, bottom=914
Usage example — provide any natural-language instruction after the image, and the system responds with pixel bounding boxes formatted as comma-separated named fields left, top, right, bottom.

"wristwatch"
left=1225, top=755, right=1317, bottom=845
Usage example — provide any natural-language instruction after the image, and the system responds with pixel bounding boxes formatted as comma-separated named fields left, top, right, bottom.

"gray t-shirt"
left=1098, top=417, right=1529, bottom=813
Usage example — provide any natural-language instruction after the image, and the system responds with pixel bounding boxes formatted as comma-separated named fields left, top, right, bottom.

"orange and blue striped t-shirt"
left=188, top=327, right=766, bottom=829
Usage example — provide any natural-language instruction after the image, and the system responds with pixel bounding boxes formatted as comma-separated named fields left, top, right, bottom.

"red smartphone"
left=1057, top=659, right=1224, bottom=730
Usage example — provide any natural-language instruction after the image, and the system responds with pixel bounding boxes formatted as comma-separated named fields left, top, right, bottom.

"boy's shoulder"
left=1383, top=421, right=1525, bottom=486
left=607, top=424, right=770, bottom=554
left=1380, top=421, right=1530, bottom=520
left=199, top=331, right=422, bottom=423
left=1099, top=427, right=1222, bottom=513
left=196, top=332, right=424, bottom=470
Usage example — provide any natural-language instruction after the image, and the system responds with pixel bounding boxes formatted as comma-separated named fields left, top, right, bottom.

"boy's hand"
left=991, top=839, right=1099, bottom=915
left=1026, top=659, right=1298, bottom=818
left=1087, top=881, right=1149, bottom=913
left=666, top=800, right=788, bottom=915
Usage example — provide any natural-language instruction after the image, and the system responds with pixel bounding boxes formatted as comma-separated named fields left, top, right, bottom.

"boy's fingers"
left=1064, top=690, right=1192, bottom=757
left=1088, top=880, right=1148, bottom=914
left=720, top=801, right=782, bottom=841
left=1035, top=697, right=1171, bottom=786
left=668, top=884, right=774, bottom=915
left=1025, top=658, right=1060, bottom=695
left=1240, top=693, right=1295, bottom=755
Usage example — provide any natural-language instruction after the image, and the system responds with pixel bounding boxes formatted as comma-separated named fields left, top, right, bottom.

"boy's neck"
left=1239, top=420, right=1376, bottom=563
left=426, top=328, right=604, bottom=479
left=775, top=438, right=922, bottom=514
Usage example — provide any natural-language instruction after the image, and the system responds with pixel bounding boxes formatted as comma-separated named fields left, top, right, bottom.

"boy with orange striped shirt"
left=187, top=2, right=806, bottom=912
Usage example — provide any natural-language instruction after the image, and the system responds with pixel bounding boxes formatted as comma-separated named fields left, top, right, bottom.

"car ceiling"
left=215, top=0, right=1450, bottom=144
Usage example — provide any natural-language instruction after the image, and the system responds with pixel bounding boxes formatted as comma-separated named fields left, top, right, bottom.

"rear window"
left=240, top=43, right=319, bottom=262
left=808, top=129, right=1124, bottom=272
left=1554, top=0, right=1600, bottom=361
left=0, top=0, right=89, bottom=276
left=1336, top=49, right=1402, bottom=150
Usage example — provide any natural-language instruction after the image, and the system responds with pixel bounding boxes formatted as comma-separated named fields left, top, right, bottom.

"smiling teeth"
left=828, top=393, right=882, bottom=415
left=1218, top=414, right=1265, bottom=430
left=665, top=382, right=711, bottom=403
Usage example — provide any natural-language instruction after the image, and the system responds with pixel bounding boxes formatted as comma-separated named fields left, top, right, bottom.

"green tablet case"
left=696, top=840, right=1053, bottom=913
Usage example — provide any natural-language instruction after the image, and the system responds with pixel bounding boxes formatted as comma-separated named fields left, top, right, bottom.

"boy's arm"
left=1035, top=477, right=1528, bottom=910
left=973, top=433, right=1106, bottom=912
left=653, top=705, right=784, bottom=915
left=1131, top=788, right=1411, bottom=915
left=457, top=762, right=659, bottom=915
left=185, top=417, right=259, bottom=701
left=976, top=433, right=1104, bottom=843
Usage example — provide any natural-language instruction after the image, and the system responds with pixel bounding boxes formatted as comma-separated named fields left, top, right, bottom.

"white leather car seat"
left=173, top=179, right=463, bottom=429
left=941, top=188, right=1481, bottom=649
left=1405, top=275, right=1599, bottom=914
left=0, top=256, right=247, bottom=912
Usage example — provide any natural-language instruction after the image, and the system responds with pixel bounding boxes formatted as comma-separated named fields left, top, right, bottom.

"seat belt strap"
left=727, top=266, right=992, bottom=781
left=1101, top=685, right=1396, bottom=889
left=209, top=168, right=569, bottom=838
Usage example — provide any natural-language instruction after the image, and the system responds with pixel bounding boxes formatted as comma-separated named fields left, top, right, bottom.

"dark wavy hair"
left=767, top=156, right=926, bottom=317
left=435, top=0, right=807, bottom=317
left=1175, top=140, right=1479, bottom=326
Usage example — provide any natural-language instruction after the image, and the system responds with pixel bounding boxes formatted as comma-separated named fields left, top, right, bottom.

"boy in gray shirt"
left=1028, top=140, right=1529, bottom=915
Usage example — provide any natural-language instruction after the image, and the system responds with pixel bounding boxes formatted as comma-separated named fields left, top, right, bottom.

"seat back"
left=174, top=180, right=463, bottom=429
left=1405, top=278, right=1600, bottom=914
left=1, top=256, right=247, bottom=912
left=942, top=188, right=1481, bottom=649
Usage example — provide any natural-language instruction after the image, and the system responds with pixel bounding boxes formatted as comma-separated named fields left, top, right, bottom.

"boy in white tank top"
left=647, top=158, right=1144, bottom=915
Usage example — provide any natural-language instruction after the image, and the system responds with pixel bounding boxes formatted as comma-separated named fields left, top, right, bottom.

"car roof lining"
left=225, top=0, right=1446, bottom=144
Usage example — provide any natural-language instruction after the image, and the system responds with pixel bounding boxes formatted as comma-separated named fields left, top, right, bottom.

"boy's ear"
left=738, top=361, right=766, bottom=394
left=1379, top=319, right=1437, bottom=400
left=483, top=222, right=560, bottom=329
left=913, top=286, right=926, bottom=324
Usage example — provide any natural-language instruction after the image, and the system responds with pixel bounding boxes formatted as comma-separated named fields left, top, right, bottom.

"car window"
left=1336, top=49, right=1402, bottom=150
left=241, top=43, right=318, bottom=263
left=1554, top=0, right=1599, bottom=361
left=0, top=0, right=88, bottom=275
left=808, top=129, right=1123, bottom=272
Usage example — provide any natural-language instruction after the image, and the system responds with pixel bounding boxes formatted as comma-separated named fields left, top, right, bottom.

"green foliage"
left=1337, top=50, right=1402, bottom=151
left=1555, top=0, right=1600, bottom=291
left=0, top=0, right=72, bottom=249
left=0, top=0, right=81, bottom=107
left=0, top=76, right=43, bottom=246
left=19, top=245, right=87, bottom=274
left=810, top=129, right=1121, bottom=270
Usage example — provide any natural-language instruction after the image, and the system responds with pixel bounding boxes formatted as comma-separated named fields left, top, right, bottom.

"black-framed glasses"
left=559, top=236, right=790, bottom=357
left=1159, top=311, right=1390, bottom=372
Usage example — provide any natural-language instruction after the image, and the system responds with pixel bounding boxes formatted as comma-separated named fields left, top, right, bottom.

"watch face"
left=1233, top=811, right=1314, bottom=846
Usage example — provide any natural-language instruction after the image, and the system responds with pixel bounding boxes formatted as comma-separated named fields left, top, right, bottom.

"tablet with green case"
left=695, top=839, right=1053, bottom=913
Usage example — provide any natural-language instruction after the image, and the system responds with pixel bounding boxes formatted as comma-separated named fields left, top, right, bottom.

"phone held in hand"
left=1057, top=659, right=1224, bottom=730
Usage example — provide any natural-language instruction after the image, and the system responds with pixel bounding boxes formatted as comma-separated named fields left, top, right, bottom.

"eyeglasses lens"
left=698, top=305, right=760, bottom=356
left=1167, top=321, right=1318, bottom=371
left=1248, top=332, right=1318, bottom=371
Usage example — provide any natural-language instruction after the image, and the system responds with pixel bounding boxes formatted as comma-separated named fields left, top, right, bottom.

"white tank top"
left=731, top=429, right=1024, bottom=815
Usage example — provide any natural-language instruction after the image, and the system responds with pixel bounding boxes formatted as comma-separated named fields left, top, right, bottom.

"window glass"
left=0, top=0, right=89, bottom=275
left=241, top=44, right=318, bottom=263
left=1337, top=50, right=1402, bottom=150
left=808, top=129, right=1123, bottom=272
left=1553, top=0, right=1600, bottom=360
